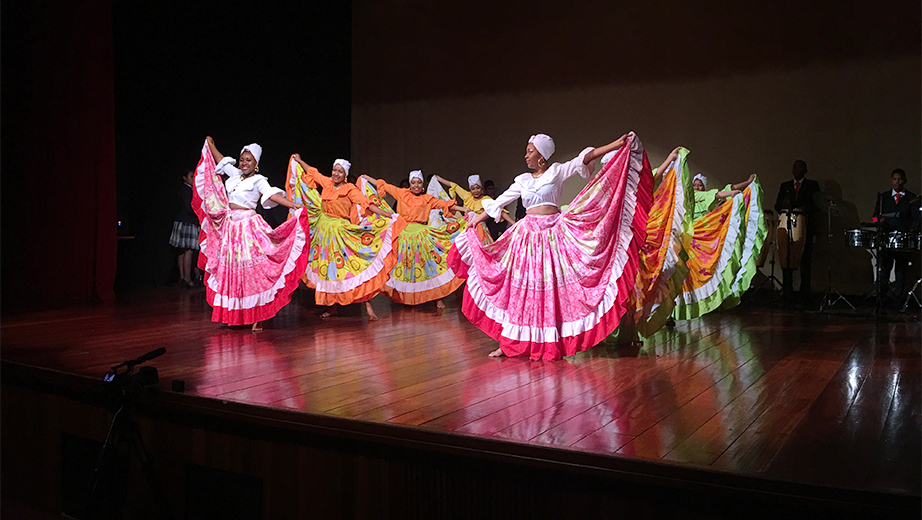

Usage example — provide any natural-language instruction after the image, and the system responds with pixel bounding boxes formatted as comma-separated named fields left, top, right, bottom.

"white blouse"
left=482, top=147, right=595, bottom=219
left=215, top=157, right=285, bottom=209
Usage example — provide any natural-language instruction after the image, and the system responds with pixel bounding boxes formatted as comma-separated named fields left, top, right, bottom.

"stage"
left=2, top=287, right=920, bottom=518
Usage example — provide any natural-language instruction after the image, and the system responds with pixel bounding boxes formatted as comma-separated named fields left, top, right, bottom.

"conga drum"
left=757, top=209, right=778, bottom=267
left=777, top=209, right=806, bottom=269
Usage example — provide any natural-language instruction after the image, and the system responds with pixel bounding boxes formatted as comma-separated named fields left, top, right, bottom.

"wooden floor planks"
left=1, top=286, right=919, bottom=496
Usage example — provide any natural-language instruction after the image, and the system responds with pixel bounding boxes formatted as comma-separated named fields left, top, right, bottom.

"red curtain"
left=2, top=1, right=117, bottom=302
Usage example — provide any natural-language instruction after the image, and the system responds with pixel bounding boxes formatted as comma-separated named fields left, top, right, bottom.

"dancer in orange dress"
left=360, top=171, right=471, bottom=311
left=287, top=154, right=405, bottom=321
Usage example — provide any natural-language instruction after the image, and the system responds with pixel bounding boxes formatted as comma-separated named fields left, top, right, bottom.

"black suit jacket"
left=873, top=189, right=917, bottom=232
left=774, top=178, right=821, bottom=233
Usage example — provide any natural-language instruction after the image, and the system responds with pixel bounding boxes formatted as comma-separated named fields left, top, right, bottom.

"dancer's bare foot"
left=436, top=299, right=446, bottom=311
left=320, top=306, right=339, bottom=319
left=365, top=302, right=379, bottom=322
left=251, top=322, right=263, bottom=332
left=488, top=347, right=505, bottom=358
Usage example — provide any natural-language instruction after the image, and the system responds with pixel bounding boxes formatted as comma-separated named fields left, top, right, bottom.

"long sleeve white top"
left=482, top=147, right=595, bottom=219
left=215, top=157, right=285, bottom=209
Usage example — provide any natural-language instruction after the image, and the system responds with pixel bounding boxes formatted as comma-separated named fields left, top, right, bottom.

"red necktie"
left=794, top=182, right=801, bottom=199
left=895, top=193, right=901, bottom=204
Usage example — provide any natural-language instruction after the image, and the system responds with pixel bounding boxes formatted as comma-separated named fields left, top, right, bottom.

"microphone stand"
left=874, top=191, right=886, bottom=313
left=819, top=199, right=853, bottom=311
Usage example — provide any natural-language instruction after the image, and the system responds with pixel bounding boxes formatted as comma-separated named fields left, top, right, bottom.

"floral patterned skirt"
left=673, top=181, right=766, bottom=320
left=383, top=220, right=467, bottom=305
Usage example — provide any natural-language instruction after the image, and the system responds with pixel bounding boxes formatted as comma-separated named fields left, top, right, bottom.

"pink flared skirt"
left=448, top=133, right=652, bottom=360
left=192, top=141, right=310, bottom=325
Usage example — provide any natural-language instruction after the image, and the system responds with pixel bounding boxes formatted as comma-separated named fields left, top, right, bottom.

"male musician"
left=774, top=160, right=821, bottom=301
left=873, top=168, right=916, bottom=298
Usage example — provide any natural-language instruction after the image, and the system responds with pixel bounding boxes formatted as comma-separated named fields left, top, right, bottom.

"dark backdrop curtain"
left=2, top=0, right=118, bottom=304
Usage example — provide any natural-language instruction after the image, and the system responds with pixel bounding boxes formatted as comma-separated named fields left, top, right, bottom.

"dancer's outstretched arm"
left=367, top=205, right=393, bottom=218
left=469, top=211, right=490, bottom=227
left=730, top=174, right=756, bottom=191
left=716, top=189, right=741, bottom=199
left=654, top=147, right=681, bottom=185
left=205, top=136, right=225, bottom=163
left=433, top=175, right=454, bottom=187
left=583, top=133, right=629, bottom=165
left=268, top=193, right=304, bottom=210
left=715, top=174, right=756, bottom=199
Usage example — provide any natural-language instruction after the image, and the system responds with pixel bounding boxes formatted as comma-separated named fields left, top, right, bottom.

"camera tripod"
left=82, top=402, right=174, bottom=519
left=78, top=347, right=174, bottom=519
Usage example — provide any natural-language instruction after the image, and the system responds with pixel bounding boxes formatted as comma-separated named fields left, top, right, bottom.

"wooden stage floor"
left=2, top=287, right=920, bottom=501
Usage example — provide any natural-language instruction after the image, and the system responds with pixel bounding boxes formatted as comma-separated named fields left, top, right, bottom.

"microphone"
left=110, top=347, right=167, bottom=371
left=135, top=347, right=166, bottom=365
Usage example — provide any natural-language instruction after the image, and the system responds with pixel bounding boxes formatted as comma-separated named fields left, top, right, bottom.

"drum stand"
left=819, top=201, right=854, bottom=311
left=753, top=236, right=783, bottom=293
left=820, top=265, right=855, bottom=310
left=901, top=278, right=922, bottom=312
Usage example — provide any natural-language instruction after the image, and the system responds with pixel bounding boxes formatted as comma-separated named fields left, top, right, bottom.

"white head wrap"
left=601, top=150, right=616, bottom=165
left=528, top=134, right=555, bottom=161
left=240, top=143, right=262, bottom=163
left=409, top=170, right=424, bottom=183
left=333, top=159, right=351, bottom=175
left=467, top=175, right=482, bottom=188
left=693, top=173, right=708, bottom=188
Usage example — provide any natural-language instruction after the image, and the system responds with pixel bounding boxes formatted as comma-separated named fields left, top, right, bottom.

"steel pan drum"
left=886, top=231, right=920, bottom=251
left=845, top=229, right=876, bottom=249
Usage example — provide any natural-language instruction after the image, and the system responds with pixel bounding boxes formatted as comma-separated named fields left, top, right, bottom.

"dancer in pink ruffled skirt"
left=193, top=137, right=310, bottom=330
left=448, top=132, right=653, bottom=360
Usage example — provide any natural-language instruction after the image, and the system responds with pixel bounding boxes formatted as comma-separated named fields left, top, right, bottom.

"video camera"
left=95, top=347, right=165, bottom=412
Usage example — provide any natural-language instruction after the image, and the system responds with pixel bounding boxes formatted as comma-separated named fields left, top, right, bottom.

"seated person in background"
left=873, top=168, right=916, bottom=298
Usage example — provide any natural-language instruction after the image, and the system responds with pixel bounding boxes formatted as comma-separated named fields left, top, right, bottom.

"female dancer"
left=194, top=137, right=309, bottom=330
left=433, top=174, right=515, bottom=243
left=360, top=171, right=471, bottom=311
left=286, top=154, right=404, bottom=321
left=452, top=132, right=653, bottom=360
left=624, top=147, right=695, bottom=338
left=673, top=172, right=765, bottom=320
left=691, top=173, right=752, bottom=220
